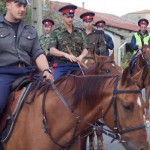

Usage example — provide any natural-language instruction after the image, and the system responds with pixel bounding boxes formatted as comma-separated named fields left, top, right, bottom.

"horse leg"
left=80, top=136, right=87, bottom=150
left=145, top=88, right=150, bottom=127
left=96, top=130, right=103, bottom=150
left=89, top=131, right=95, bottom=150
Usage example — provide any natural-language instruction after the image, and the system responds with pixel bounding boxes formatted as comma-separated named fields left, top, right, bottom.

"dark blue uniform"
left=103, top=32, right=114, bottom=56
left=0, top=14, right=43, bottom=116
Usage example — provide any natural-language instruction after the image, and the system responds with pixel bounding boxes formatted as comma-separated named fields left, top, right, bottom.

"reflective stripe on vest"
left=133, top=33, right=150, bottom=54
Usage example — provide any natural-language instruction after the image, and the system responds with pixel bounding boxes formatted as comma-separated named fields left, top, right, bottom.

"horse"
left=75, top=50, right=122, bottom=76
left=79, top=52, right=122, bottom=150
left=128, top=44, right=150, bottom=127
left=1, top=65, right=149, bottom=150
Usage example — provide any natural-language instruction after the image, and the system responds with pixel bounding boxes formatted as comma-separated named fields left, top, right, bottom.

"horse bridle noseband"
left=41, top=75, right=145, bottom=149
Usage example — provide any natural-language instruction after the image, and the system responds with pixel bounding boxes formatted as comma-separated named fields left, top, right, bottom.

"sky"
left=58, top=0, right=150, bottom=16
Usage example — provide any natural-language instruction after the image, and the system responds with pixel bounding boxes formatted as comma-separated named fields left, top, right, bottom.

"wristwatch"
left=43, top=68, right=52, bottom=74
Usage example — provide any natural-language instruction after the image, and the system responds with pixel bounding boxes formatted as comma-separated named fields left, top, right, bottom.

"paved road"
left=86, top=89, right=150, bottom=150
left=86, top=127, right=150, bottom=150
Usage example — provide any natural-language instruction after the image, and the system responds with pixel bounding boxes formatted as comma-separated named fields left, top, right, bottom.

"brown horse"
left=79, top=52, right=122, bottom=150
left=128, top=44, right=150, bottom=127
left=76, top=50, right=122, bottom=76
left=2, top=66, right=149, bottom=150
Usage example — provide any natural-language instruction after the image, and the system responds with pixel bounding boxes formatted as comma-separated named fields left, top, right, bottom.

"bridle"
left=98, top=60, right=116, bottom=73
left=100, top=76, right=145, bottom=142
left=41, top=75, right=145, bottom=149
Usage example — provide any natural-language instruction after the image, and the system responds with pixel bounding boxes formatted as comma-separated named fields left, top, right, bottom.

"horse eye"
left=106, top=70, right=110, bottom=73
left=123, top=104, right=133, bottom=111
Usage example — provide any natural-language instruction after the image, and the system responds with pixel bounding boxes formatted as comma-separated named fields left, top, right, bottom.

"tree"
left=0, top=0, right=5, bottom=15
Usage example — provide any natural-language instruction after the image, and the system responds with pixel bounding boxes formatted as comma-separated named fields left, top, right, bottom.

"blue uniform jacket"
left=104, top=32, right=114, bottom=56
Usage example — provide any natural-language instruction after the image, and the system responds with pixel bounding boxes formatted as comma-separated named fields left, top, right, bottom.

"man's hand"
left=76, top=55, right=83, bottom=62
left=63, top=53, right=77, bottom=62
left=43, top=70, right=54, bottom=82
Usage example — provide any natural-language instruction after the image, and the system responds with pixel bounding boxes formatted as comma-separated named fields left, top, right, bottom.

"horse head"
left=141, top=44, right=150, bottom=66
left=108, top=68, right=149, bottom=150
left=94, top=50, right=122, bottom=75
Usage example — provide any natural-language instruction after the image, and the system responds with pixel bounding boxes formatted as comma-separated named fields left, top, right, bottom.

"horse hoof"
left=145, top=120, right=150, bottom=127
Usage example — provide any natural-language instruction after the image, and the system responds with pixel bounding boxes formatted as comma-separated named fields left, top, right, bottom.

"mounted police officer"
left=95, top=20, right=114, bottom=56
left=0, top=0, right=53, bottom=118
left=49, top=4, right=89, bottom=80
left=80, top=12, right=106, bottom=55
left=130, top=18, right=150, bottom=55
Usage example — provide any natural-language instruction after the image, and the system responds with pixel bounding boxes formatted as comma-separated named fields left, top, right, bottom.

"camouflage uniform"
left=39, top=34, right=51, bottom=55
left=49, top=25, right=89, bottom=64
left=82, top=28, right=106, bottom=54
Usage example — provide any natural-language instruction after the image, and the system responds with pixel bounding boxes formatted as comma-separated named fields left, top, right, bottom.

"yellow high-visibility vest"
left=133, top=32, right=150, bottom=54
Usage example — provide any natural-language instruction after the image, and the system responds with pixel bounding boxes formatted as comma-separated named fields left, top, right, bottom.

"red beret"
left=95, top=20, right=106, bottom=27
left=59, top=5, right=77, bottom=14
left=138, top=18, right=149, bottom=26
left=80, top=12, right=95, bottom=21
left=42, top=19, right=54, bottom=26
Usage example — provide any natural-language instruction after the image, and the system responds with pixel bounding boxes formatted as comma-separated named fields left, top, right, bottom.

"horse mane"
left=64, top=75, right=116, bottom=107
left=72, top=75, right=112, bottom=107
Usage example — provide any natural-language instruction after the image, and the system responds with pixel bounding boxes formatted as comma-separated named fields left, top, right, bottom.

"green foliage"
left=24, top=6, right=32, bottom=24
left=121, top=51, right=132, bottom=69
left=0, top=0, right=6, bottom=15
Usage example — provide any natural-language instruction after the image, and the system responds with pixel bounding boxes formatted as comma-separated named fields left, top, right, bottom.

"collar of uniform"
left=138, top=30, right=149, bottom=36
left=61, top=24, right=78, bottom=32
left=0, top=15, right=28, bottom=28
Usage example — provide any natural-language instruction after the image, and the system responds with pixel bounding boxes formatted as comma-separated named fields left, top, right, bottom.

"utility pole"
left=31, top=0, right=43, bottom=35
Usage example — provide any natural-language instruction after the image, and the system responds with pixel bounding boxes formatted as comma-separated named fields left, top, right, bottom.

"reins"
left=41, top=75, right=145, bottom=148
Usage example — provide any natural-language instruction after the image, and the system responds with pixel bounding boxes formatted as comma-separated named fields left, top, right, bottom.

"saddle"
left=0, top=74, right=41, bottom=143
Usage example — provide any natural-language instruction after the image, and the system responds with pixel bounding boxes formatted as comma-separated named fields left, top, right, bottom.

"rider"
left=130, top=18, right=150, bottom=56
left=0, top=0, right=53, bottom=117
left=95, top=20, right=114, bottom=56
left=39, top=19, right=54, bottom=55
left=80, top=12, right=106, bottom=55
left=49, top=4, right=89, bottom=80
left=39, top=19, right=56, bottom=66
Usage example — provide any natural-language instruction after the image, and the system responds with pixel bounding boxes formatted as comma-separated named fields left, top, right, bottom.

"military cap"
left=95, top=20, right=106, bottom=27
left=80, top=12, right=95, bottom=22
left=6, top=0, right=29, bottom=5
left=138, top=18, right=149, bottom=26
left=42, top=19, right=54, bottom=27
left=59, top=4, right=77, bottom=17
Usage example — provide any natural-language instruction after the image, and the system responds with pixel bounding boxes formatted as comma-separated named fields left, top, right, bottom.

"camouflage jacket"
left=82, top=28, right=106, bottom=55
left=39, top=34, right=51, bottom=55
left=49, top=25, right=89, bottom=63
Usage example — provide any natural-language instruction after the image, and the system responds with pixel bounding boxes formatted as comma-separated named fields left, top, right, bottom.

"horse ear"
left=94, top=52, right=107, bottom=63
left=121, top=66, right=130, bottom=85
left=110, top=50, right=114, bottom=60
left=132, top=67, right=145, bottom=88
